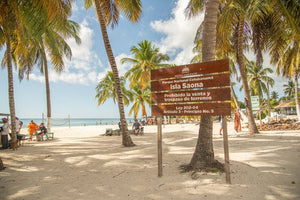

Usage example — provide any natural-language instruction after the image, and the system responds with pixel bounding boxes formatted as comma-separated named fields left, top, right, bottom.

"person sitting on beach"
left=132, top=119, right=142, bottom=135
left=27, top=120, right=38, bottom=141
left=36, top=123, right=47, bottom=141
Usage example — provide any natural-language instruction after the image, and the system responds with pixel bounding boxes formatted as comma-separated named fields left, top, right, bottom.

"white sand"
left=0, top=121, right=299, bottom=200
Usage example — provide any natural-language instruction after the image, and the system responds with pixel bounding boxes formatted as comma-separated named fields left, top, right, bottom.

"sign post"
left=157, top=117, right=163, bottom=177
left=151, top=59, right=232, bottom=183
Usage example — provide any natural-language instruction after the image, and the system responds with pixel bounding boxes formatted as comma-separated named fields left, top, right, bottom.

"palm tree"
left=0, top=0, right=30, bottom=142
left=283, top=80, right=296, bottom=100
left=246, top=61, right=274, bottom=115
left=218, top=0, right=265, bottom=134
left=95, top=71, right=132, bottom=107
left=1, top=0, right=77, bottom=142
left=17, top=4, right=81, bottom=131
left=271, top=91, right=279, bottom=100
left=121, top=40, right=170, bottom=90
left=83, top=0, right=142, bottom=147
left=185, top=0, right=223, bottom=170
left=128, top=84, right=151, bottom=119
left=266, top=0, right=300, bottom=120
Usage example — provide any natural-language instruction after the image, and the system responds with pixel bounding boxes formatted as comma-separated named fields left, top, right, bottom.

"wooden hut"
left=274, top=101, right=296, bottom=115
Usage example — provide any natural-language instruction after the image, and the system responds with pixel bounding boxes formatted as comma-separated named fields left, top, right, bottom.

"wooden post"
left=259, top=109, right=262, bottom=129
left=222, top=116, right=231, bottom=184
left=157, top=117, right=163, bottom=177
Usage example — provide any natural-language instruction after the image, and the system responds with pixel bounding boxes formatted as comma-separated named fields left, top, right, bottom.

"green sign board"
left=251, top=96, right=259, bottom=111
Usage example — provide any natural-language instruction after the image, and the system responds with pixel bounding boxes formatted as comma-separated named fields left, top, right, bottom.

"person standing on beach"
left=234, top=109, right=242, bottom=132
left=1, top=118, right=10, bottom=149
left=27, top=120, right=38, bottom=141
left=218, top=116, right=223, bottom=135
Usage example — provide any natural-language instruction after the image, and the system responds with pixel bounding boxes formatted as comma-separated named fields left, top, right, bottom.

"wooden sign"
left=151, top=88, right=230, bottom=104
left=151, top=73, right=230, bottom=92
left=152, top=102, right=231, bottom=116
left=151, top=59, right=229, bottom=80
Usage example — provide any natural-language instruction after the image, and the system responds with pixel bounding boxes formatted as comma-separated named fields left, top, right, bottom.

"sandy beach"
left=0, top=121, right=299, bottom=200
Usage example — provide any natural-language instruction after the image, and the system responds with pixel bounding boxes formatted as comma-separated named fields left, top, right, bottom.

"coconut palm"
left=18, top=4, right=81, bottom=131
left=246, top=61, right=274, bottom=114
left=185, top=0, right=223, bottom=170
left=95, top=71, right=132, bottom=107
left=127, top=84, right=151, bottom=119
left=271, top=91, right=279, bottom=100
left=83, top=0, right=142, bottom=147
left=266, top=0, right=300, bottom=120
left=1, top=0, right=77, bottom=142
left=121, top=40, right=170, bottom=90
left=283, top=80, right=296, bottom=100
left=217, top=0, right=272, bottom=134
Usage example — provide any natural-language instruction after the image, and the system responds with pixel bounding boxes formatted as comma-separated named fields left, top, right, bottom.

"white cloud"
left=150, top=0, right=203, bottom=65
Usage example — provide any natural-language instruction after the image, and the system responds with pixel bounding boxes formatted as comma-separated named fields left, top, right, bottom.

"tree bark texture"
left=237, top=18, right=259, bottom=134
left=6, top=34, right=17, bottom=142
left=94, top=0, right=134, bottom=146
left=295, top=74, right=300, bottom=121
left=43, top=53, right=52, bottom=130
left=189, top=0, right=222, bottom=169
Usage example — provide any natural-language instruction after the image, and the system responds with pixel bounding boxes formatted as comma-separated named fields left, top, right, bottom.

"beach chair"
left=38, top=129, right=54, bottom=141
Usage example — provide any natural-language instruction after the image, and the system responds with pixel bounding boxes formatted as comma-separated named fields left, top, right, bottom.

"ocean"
left=19, top=118, right=136, bottom=128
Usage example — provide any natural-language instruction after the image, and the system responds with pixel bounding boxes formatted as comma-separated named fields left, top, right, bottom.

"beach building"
left=275, top=101, right=296, bottom=115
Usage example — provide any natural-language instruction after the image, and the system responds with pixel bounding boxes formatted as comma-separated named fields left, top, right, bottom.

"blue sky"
left=0, top=0, right=288, bottom=119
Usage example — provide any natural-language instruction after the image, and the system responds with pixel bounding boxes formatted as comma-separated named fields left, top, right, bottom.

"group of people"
left=0, top=118, right=48, bottom=149
left=27, top=120, right=47, bottom=141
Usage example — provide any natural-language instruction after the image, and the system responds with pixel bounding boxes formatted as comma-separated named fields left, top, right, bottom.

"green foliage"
left=239, top=101, right=246, bottom=109
left=270, top=98, right=279, bottom=109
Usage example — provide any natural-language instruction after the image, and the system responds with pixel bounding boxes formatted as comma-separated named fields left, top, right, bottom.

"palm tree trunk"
left=142, top=103, right=147, bottom=118
left=230, top=83, right=240, bottom=110
left=267, top=78, right=271, bottom=116
left=237, top=18, right=259, bottom=134
left=189, top=0, right=223, bottom=170
left=295, top=73, right=300, bottom=121
left=94, top=0, right=134, bottom=146
left=43, top=55, right=51, bottom=130
left=6, top=34, right=17, bottom=141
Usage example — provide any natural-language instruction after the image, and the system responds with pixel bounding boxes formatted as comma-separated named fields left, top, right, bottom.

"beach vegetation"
left=19, top=3, right=81, bottom=131
left=271, top=91, right=279, bottom=100
left=95, top=71, right=133, bottom=106
left=83, top=0, right=143, bottom=147
left=267, top=0, right=300, bottom=121
left=1, top=0, right=75, bottom=142
left=283, top=80, right=296, bottom=100
left=246, top=61, right=274, bottom=116
left=127, top=83, right=151, bottom=119
left=121, top=40, right=170, bottom=91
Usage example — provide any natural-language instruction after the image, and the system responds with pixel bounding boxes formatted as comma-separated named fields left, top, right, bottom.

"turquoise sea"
left=19, top=118, right=136, bottom=128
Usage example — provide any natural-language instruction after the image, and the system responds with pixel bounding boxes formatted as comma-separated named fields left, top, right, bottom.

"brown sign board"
left=152, top=103, right=231, bottom=116
left=151, top=73, right=230, bottom=92
left=151, top=88, right=231, bottom=104
left=151, top=59, right=229, bottom=80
